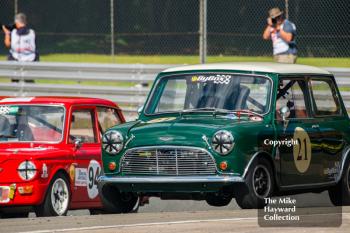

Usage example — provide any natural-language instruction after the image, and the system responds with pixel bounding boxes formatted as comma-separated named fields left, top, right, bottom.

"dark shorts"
left=7, top=53, right=38, bottom=83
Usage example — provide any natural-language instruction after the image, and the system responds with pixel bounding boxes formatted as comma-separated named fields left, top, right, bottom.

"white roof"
left=162, top=62, right=330, bottom=75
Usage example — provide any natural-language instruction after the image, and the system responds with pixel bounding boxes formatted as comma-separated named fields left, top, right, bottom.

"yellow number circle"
left=293, top=127, right=312, bottom=173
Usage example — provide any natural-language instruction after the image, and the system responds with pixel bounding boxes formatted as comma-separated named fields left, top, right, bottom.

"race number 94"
left=87, top=160, right=101, bottom=199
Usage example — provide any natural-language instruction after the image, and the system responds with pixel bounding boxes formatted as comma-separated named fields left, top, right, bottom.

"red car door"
left=69, top=106, right=102, bottom=206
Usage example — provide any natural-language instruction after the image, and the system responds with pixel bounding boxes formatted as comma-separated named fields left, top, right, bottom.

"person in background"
left=2, top=13, right=38, bottom=82
left=263, top=7, right=297, bottom=64
left=2, top=13, right=38, bottom=62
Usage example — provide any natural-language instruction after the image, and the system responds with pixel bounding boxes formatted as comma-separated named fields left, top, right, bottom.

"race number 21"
left=296, top=138, right=308, bottom=161
left=293, top=127, right=312, bottom=173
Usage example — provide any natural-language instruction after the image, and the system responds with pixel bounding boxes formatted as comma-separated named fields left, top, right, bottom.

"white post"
left=14, top=0, right=18, bottom=15
left=199, top=0, right=207, bottom=64
left=285, top=0, right=289, bottom=19
left=110, top=0, right=115, bottom=59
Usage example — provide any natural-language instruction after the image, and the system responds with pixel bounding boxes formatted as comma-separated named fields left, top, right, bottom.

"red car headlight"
left=17, top=161, right=37, bottom=181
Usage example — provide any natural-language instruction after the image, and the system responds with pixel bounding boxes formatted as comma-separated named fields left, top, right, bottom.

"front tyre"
left=328, top=159, right=350, bottom=206
left=35, top=173, right=70, bottom=217
left=206, top=193, right=232, bottom=207
left=235, top=158, right=274, bottom=209
left=0, top=211, right=29, bottom=219
left=99, top=185, right=139, bottom=214
left=89, top=208, right=108, bottom=215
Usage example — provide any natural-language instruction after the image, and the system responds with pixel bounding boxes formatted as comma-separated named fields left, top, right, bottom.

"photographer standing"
left=2, top=13, right=38, bottom=62
left=263, top=7, right=297, bottom=64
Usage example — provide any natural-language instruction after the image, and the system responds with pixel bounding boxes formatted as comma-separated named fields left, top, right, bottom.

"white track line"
left=20, top=212, right=347, bottom=233
left=20, top=217, right=257, bottom=233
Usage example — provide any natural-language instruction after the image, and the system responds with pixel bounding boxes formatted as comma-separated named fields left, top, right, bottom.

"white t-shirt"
left=270, top=20, right=297, bottom=55
left=10, top=28, right=36, bottom=62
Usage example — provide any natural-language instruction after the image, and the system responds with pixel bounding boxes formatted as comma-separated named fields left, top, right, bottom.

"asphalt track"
left=1, top=192, right=349, bottom=233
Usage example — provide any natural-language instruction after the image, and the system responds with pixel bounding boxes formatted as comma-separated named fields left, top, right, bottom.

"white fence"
left=0, top=61, right=349, bottom=120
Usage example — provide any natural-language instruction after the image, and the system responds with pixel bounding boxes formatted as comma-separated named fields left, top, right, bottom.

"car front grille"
left=120, top=147, right=217, bottom=176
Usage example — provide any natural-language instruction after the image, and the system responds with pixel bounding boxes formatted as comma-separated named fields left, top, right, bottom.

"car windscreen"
left=145, top=74, right=272, bottom=115
left=0, top=105, right=65, bottom=143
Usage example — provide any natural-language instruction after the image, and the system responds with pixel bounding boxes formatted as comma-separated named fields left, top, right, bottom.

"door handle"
left=312, top=124, right=319, bottom=129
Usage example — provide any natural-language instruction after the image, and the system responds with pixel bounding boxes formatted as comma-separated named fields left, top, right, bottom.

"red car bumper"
left=0, top=180, right=47, bottom=207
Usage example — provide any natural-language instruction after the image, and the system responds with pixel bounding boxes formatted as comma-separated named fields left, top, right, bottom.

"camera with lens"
left=0, top=21, right=16, bottom=31
left=271, top=17, right=277, bottom=26
left=270, top=16, right=281, bottom=27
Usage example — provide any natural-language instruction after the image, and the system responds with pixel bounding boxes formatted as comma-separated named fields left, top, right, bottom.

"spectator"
left=2, top=13, right=38, bottom=62
left=263, top=7, right=297, bottom=64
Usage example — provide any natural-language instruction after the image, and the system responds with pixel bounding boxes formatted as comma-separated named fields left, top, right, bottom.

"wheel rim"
left=347, top=165, right=350, bottom=193
left=120, top=193, right=139, bottom=212
left=50, top=178, right=69, bottom=215
left=252, top=165, right=271, bottom=198
left=132, top=196, right=140, bottom=212
left=120, top=192, right=133, bottom=202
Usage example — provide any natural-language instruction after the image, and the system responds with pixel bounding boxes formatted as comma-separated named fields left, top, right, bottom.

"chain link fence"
left=0, top=0, right=349, bottom=61
left=207, top=0, right=350, bottom=57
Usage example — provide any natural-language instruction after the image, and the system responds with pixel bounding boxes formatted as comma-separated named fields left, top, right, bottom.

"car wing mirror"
left=137, top=106, right=144, bottom=116
left=280, top=106, right=290, bottom=121
left=279, top=106, right=290, bottom=130
left=74, top=138, right=82, bottom=151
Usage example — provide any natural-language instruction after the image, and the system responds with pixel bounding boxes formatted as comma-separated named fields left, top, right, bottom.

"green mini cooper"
left=98, top=62, right=350, bottom=211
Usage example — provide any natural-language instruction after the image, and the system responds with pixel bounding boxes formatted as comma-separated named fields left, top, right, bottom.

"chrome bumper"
left=98, top=175, right=244, bottom=185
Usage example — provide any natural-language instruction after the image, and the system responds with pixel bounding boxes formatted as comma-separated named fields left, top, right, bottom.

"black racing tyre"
left=89, top=209, right=105, bottom=215
left=35, top=173, right=71, bottom=217
left=88, top=208, right=118, bottom=215
left=0, top=211, right=29, bottom=219
left=328, top=159, right=350, bottom=206
left=206, top=193, right=232, bottom=207
left=99, top=185, right=139, bottom=214
left=235, top=158, right=274, bottom=209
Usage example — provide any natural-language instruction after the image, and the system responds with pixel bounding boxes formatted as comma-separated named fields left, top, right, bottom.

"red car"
left=0, top=96, right=127, bottom=218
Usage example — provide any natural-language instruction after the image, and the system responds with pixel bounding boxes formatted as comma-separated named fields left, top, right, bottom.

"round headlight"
left=212, top=130, right=234, bottom=155
left=102, top=130, right=124, bottom=155
left=18, top=161, right=37, bottom=181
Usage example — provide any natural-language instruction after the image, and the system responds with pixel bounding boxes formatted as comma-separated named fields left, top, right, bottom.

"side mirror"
left=279, top=106, right=290, bottom=131
left=74, top=138, right=82, bottom=150
left=137, top=106, right=144, bottom=116
left=279, top=106, right=290, bottom=121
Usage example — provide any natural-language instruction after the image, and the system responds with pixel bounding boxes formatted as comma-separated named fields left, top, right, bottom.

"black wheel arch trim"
left=242, top=151, right=276, bottom=182
left=336, top=146, right=350, bottom=183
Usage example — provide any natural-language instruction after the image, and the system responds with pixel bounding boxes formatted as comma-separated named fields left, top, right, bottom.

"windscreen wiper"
left=0, top=134, right=16, bottom=138
left=180, top=108, right=263, bottom=118
left=228, top=109, right=263, bottom=118
left=181, top=107, right=218, bottom=112
left=180, top=107, right=228, bottom=116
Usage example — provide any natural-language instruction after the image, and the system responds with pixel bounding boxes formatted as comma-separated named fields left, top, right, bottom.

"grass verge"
left=0, top=54, right=348, bottom=67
